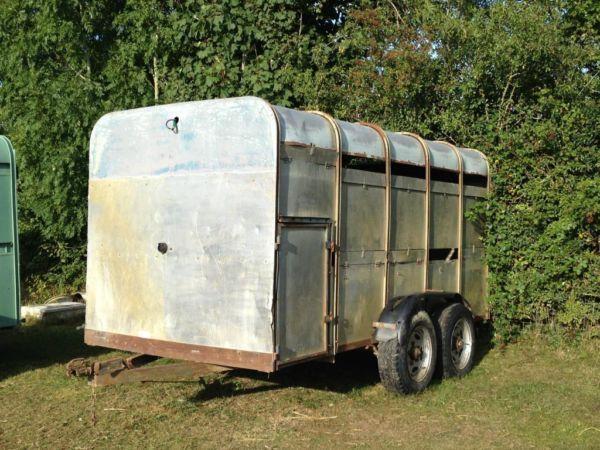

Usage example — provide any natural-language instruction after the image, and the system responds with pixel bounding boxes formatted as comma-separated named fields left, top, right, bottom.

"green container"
left=0, top=136, right=19, bottom=328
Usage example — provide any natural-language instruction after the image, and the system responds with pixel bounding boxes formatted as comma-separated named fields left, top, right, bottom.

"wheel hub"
left=450, top=318, right=473, bottom=370
left=411, top=346, right=423, bottom=360
left=455, top=338, right=464, bottom=351
left=407, top=325, right=433, bottom=382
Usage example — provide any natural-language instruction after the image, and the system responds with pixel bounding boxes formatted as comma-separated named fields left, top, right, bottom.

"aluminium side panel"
left=86, top=97, right=278, bottom=359
left=388, top=175, right=427, bottom=298
left=0, top=136, right=20, bottom=328
left=338, top=167, right=386, bottom=345
left=278, top=145, right=337, bottom=218
left=426, top=141, right=461, bottom=292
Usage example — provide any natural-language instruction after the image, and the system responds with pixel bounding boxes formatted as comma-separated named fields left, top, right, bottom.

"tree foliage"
left=0, top=0, right=597, bottom=340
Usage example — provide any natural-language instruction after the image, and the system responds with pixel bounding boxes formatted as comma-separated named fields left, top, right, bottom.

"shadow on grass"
left=474, top=321, right=494, bottom=367
left=192, top=323, right=495, bottom=401
left=0, top=324, right=110, bottom=382
left=0, top=321, right=494, bottom=395
left=191, top=348, right=380, bottom=402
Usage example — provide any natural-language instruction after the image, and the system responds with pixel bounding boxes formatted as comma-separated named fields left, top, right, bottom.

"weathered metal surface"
left=85, top=329, right=275, bottom=371
left=439, top=141, right=465, bottom=294
left=359, top=123, right=392, bottom=311
left=278, top=144, right=336, bottom=218
left=338, top=222, right=385, bottom=347
left=464, top=184, right=488, bottom=198
left=426, top=140, right=460, bottom=172
left=86, top=96, right=489, bottom=374
left=338, top=261, right=385, bottom=345
left=459, top=147, right=489, bottom=176
left=388, top=250, right=426, bottom=298
left=274, top=106, right=335, bottom=150
left=338, top=165, right=386, bottom=347
left=276, top=224, right=330, bottom=363
left=21, top=301, right=85, bottom=325
left=387, top=132, right=426, bottom=166
left=428, top=259, right=459, bottom=292
left=342, top=168, right=386, bottom=188
left=337, top=338, right=373, bottom=353
left=0, top=136, right=19, bottom=329
left=429, top=189, right=460, bottom=250
left=390, top=177, right=426, bottom=249
left=399, top=132, right=432, bottom=292
left=87, top=97, right=278, bottom=355
left=388, top=173, right=427, bottom=299
left=337, top=120, right=385, bottom=159
left=270, top=113, right=487, bottom=175
left=341, top=172, right=386, bottom=250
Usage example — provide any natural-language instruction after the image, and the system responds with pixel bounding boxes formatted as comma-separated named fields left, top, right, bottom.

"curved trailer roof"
left=273, top=105, right=488, bottom=176
left=90, top=97, right=488, bottom=180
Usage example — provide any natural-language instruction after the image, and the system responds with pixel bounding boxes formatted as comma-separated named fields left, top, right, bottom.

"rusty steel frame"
left=85, top=329, right=276, bottom=372
left=436, top=141, right=464, bottom=294
left=336, top=338, right=373, bottom=353
left=67, top=353, right=230, bottom=387
left=399, top=132, right=432, bottom=291
left=358, top=123, right=392, bottom=309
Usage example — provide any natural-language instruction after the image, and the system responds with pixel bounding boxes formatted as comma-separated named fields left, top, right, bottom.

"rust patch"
left=85, top=329, right=276, bottom=372
left=87, top=179, right=166, bottom=339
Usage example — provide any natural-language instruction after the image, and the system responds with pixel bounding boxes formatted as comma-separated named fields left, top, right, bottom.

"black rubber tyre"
left=377, top=310, right=437, bottom=394
left=435, top=303, right=476, bottom=378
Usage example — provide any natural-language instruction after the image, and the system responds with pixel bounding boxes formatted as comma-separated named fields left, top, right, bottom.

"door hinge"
left=325, top=240, right=337, bottom=252
left=324, top=314, right=338, bottom=324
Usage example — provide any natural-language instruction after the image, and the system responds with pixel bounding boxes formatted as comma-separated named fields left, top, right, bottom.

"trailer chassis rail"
left=66, top=354, right=231, bottom=387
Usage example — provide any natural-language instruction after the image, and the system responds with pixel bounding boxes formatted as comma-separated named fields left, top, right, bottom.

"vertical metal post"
left=266, top=102, right=281, bottom=359
left=358, top=123, right=391, bottom=309
left=399, top=133, right=431, bottom=291
left=308, top=111, right=342, bottom=355
left=438, top=141, right=464, bottom=294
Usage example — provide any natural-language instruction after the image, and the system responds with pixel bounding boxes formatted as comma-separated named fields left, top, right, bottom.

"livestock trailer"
left=0, top=136, right=20, bottom=329
left=84, top=97, right=489, bottom=393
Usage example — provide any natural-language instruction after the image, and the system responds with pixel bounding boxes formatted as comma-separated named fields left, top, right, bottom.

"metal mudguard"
left=372, top=292, right=467, bottom=344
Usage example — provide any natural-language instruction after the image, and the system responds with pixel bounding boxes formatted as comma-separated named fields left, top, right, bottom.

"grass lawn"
left=0, top=325, right=598, bottom=449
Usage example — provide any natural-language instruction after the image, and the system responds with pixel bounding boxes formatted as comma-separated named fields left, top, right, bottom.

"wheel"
left=436, top=303, right=476, bottom=378
left=377, top=310, right=437, bottom=394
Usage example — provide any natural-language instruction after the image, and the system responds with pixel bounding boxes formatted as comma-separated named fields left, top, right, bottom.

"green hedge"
left=0, top=0, right=597, bottom=340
